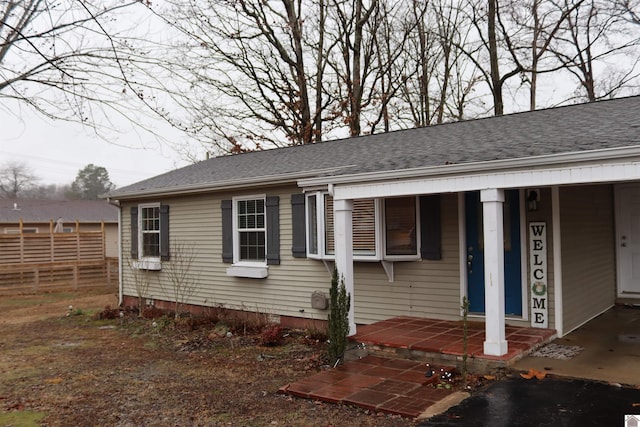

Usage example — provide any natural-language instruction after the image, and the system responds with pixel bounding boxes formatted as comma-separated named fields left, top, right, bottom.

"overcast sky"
left=0, top=3, right=194, bottom=190
left=1, top=103, right=191, bottom=189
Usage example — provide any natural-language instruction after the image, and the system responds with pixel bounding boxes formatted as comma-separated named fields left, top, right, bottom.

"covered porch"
left=309, top=150, right=640, bottom=358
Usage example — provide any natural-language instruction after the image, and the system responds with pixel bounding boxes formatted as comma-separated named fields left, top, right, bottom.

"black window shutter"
left=130, top=206, right=138, bottom=259
left=160, top=204, right=170, bottom=261
left=420, top=195, right=442, bottom=260
left=291, top=193, right=306, bottom=258
left=221, top=200, right=233, bottom=263
left=266, top=196, right=280, bottom=265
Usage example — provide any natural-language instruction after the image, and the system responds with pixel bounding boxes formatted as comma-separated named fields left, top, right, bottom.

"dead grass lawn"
left=0, top=291, right=416, bottom=426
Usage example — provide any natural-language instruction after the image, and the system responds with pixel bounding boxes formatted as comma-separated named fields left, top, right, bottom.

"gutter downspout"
left=107, top=198, right=123, bottom=306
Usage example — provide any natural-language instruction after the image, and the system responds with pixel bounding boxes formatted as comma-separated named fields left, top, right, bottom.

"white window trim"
left=305, top=192, right=421, bottom=262
left=228, top=195, right=269, bottom=278
left=138, top=202, right=161, bottom=263
left=306, top=192, right=325, bottom=260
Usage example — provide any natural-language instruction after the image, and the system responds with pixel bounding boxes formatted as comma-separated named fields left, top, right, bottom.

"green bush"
left=327, top=268, right=350, bottom=367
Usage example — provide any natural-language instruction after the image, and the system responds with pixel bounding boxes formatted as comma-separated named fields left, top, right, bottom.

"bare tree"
left=549, top=0, right=640, bottom=102
left=21, top=183, right=71, bottom=199
left=440, top=0, right=526, bottom=116
left=0, top=0, right=179, bottom=138
left=324, top=0, right=380, bottom=136
left=367, top=1, right=420, bottom=133
left=619, top=0, right=640, bottom=23
left=154, top=0, right=427, bottom=151
left=155, top=0, right=319, bottom=152
left=159, top=241, right=199, bottom=319
left=499, top=0, right=583, bottom=110
left=0, top=161, right=39, bottom=198
left=143, top=0, right=640, bottom=154
left=125, top=250, right=152, bottom=318
left=397, top=0, right=483, bottom=125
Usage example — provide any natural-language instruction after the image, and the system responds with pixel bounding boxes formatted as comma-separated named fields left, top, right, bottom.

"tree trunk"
left=350, top=0, right=364, bottom=136
left=283, top=0, right=313, bottom=143
left=314, top=0, right=326, bottom=142
left=488, top=0, right=503, bottom=115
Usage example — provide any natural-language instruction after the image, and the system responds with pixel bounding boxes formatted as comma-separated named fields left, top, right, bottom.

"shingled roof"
left=109, top=96, right=640, bottom=199
left=0, top=199, right=117, bottom=223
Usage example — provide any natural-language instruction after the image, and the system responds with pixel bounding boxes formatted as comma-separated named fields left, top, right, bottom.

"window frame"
left=382, top=196, right=421, bottom=261
left=305, top=192, right=421, bottom=262
left=232, top=194, right=267, bottom=267
left=138, top=202, right=161, bottom=261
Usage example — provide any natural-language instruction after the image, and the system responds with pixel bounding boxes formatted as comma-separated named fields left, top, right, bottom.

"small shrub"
left=94, top=305, right=120, bottom=320
left=153, top=316, right=174, bottom=331
left=142, top=306, right=165, bottom=319
left=216, top=306, right=270, bottom=335
left=305, top=328, right=328, bottom=345
left=174, top=314, right=196, bottom=332
left=260, top=324, right=284, bottom=346
left=66, top=307, right=85, bottom=317
left=328, top=267, right=350, bottom=366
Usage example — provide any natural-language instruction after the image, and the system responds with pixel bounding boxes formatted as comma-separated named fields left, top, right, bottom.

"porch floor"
left=279, top=316, right=556, bottom=418
left=353, top=316, right=556, bottom=364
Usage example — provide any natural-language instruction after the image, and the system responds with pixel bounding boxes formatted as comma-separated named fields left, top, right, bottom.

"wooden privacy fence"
left=0, top=222, right=119, bottom=295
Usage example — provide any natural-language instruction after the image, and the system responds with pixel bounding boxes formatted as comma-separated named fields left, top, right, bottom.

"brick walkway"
left=279, top=355, right=456, bottom=418
left=279, top=316, right=556, bottom=418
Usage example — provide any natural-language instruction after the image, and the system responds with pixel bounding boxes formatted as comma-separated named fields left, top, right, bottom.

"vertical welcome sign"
left=529, top=222, right=548, bottom=328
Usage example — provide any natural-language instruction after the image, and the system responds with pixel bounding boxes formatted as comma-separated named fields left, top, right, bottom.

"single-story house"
left=0, top=199, right=119, bottom=257
left=107, top=96, right=640, bottom=357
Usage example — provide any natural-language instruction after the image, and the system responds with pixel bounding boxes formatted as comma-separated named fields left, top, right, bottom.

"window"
left=222, top=196, right=280, bottom=278
left=323, top=195, right=377, bottom=256
left=305, top=193, right=421, bottom=261
left=385, top=197, right=417, bottom=256
left=236, top=198, right=266, bottom=262
left=307, top=195, right=318, bottom=255
left=141, top=205, right=161, bottom=258
left=130, top=204, right=169, bottom=268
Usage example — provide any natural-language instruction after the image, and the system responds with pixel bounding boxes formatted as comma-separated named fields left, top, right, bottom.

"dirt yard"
left=0, top=290, right=417, bottom=426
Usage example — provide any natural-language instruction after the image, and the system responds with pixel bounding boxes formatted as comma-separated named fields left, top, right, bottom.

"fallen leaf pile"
left=520, top=369, right=547, bottom=380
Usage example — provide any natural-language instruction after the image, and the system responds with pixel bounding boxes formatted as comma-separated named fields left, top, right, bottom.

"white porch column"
left=334, top=199, right=356, bottom=336
left=481, top=188, right=508, bottom=356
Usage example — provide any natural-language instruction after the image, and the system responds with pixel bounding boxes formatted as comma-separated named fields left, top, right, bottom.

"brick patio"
left=353, top=316, right=556, bottom=364
left=279, top=316, right=556, bottom=418
left=279, top=355, right=456, bottom=418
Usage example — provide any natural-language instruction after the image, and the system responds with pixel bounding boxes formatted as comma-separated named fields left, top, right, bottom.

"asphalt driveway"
left=419, top=376, right=640, bottom=426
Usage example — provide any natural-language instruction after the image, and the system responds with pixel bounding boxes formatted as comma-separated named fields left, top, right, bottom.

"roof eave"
left=106, top=167, right=347, bottom=201
left=298, top=145, right=640, bottom=188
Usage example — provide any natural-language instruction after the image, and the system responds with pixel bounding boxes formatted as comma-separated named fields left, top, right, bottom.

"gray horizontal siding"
left=560, top=185, right=616, bottom=333
left=120, top=189, right=465, bottom=325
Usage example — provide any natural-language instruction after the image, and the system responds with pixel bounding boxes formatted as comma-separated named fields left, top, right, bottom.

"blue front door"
left=465, top=190, right=522, bottom=316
